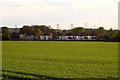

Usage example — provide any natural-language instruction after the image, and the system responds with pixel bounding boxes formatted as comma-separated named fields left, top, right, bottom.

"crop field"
left=2, top=41, right=118, bottom=79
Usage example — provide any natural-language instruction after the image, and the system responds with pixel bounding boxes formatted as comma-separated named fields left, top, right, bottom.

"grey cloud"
left=2, top=4, right=21, bottom=7
left=43, top=0, right=73, bottom=7
left=0, top=2, right=22, bottom=7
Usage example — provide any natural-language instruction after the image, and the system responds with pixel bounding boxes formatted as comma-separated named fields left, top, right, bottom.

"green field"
left=2, top=41, right=118, bottom=79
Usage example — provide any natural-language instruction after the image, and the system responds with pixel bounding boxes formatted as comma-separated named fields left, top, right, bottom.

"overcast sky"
left=0, top=0, right=119, bottom=30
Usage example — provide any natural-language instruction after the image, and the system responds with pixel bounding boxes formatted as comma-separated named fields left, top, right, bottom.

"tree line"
left=1, top=25, right=120, bottom=42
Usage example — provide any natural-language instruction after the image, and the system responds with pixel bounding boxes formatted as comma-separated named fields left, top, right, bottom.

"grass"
left=2, top=41, right=118, bottom=79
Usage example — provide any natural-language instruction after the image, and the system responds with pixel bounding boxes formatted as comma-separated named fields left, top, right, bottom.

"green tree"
left=2, top=27, right=11, bottom=40
left=104, top=28, right=119, bottom=41
left=96, top=27, right=106, bottom=40
left=0, top=28, right=2, bottom=40
left=108, top=28, right=115, bottom=40
left=71, top=27, right=85, bottom=35
left=19, top=25, right=32, bottom=34
left=33, top=27, right=42, bottom=40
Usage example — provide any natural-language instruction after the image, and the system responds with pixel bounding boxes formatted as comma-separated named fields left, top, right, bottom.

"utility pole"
left=94, top=24, right=96, bottom=29
left=56, top=24, right=60, bottom=30
left=85, top=22, right=88, bottom=29
left=15, top=25, right=17, bottom=28
left=93, top=24, right=96, bottom=38
left=56, top=24, right=60, bottom=32
left=70, top=24, right=74, bottom=29
left=15, top=25, right=17, bottom=33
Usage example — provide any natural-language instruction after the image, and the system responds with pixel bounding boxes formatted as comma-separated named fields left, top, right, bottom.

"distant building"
left=40, top=33, right=52, bottom=40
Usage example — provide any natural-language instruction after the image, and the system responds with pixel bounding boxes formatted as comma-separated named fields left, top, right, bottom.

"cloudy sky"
left=0, top=0, right=119, bottom=30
